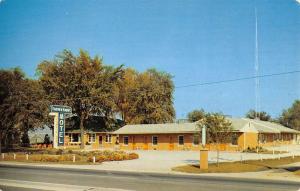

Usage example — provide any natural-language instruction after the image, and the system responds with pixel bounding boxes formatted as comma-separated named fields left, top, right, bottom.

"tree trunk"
left=80, top=116, right=85, bottom=149
left=0, top=135, right=2, bottom=154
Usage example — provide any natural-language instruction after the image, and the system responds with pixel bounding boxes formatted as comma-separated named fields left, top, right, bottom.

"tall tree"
left=245, top=109, right=271, bottom=121
left=197, top=112, right=232, bottom=166
left=279, top=100, right=300, bottom=130
left=117, top=68, right=139, bottom=123
left=37, top=49, right=123, bottom=149
left=118, top=68, right=175, bottom=124
left=187, top=109, right=206, bottom=122
left=0, top=68, right=46, bottom=152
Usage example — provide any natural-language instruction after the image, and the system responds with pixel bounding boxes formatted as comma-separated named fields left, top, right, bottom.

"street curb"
left=0, top=162, right=300, bottom=186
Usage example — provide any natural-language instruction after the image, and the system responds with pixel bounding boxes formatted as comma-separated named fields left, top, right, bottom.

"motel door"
left=132, top=136, right=136, bottom=150
left=99, top=136, right=103, bottom=145
left=143, top=136, right=148, bottom=150
left=169, top=136, right=174, bottom=150
left=219, top=144, right=226, bottom=151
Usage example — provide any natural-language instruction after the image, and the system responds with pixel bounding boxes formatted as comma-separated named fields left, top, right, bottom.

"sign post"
left=200, top=125, right=208, bottom=170
left=49, top=105, right=72, bottom=149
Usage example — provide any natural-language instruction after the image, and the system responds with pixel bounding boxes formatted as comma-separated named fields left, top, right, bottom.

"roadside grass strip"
left=172, top=156, right=300, bottom=173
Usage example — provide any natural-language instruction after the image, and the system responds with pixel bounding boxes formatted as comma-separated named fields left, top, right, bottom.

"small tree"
left=246, top=109, right=271, bottom=121
left=198, top=112, right=233, bottom=166
left=279, top=100, right=300, bottom=130
left=187, top=109, right=206, bottom=122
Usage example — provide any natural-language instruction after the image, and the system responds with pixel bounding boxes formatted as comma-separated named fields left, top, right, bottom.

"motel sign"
left=49, top=105, right=72, bottom=148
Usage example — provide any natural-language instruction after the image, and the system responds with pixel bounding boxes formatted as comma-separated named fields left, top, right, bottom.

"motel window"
left=152, top=136, right=158, bottom=145
left=178, top=135, right=184, bottom=145
left=259, top=134, right=266, bottom=143
left=231, top=134, right=238, bottom=145
left=123, top=136, right=129, bottom=145
left=193, top=135, right=199, bottom=145
left=88, top=134, right=96, bottom=143
left=106, top=134, right=112, bottom=143
left=71, top=134, right=80, bottom=142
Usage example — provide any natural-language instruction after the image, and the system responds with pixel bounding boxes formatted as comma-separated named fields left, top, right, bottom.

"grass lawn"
left=172, top=156, right=300, bottom=173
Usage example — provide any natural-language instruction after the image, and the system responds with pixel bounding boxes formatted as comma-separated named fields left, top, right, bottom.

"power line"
left=175, top=70, right=300, bottom=89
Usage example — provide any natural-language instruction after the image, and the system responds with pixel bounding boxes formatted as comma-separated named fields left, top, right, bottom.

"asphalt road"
left=0, top=165, right=299, bottom=191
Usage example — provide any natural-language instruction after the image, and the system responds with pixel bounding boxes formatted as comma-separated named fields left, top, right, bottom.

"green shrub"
left=58, top=155, right=73, bottom=161
left=128, top=153, right=139, bottom=160
left=41, top=155, right=59, bottom=162
left=56, top=149, right=63, bottom=155
left=30, top=155, right=42, bottom=161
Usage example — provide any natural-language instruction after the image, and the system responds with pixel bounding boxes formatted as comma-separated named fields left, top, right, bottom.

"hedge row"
left=1, top=151, right=139, bottom=163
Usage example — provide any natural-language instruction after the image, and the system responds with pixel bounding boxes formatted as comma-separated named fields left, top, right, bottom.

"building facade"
left=113, top=118, right=299, bottom=151
left=64, top=130, right=118, bottom=150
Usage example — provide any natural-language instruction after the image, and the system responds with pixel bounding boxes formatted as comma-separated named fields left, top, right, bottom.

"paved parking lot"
left=98, top=145, right=299, bottom=173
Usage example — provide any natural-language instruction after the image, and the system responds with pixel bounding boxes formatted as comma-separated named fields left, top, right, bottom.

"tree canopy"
left=0, top=49, right=177, bottom=150
left=117, top=68, right=175, bottom=124
left=197, top=112, right=233, bottom=144
left=37, top=49, right=124, bottom=148
left=187, top=109, right=206, bottom=122
left=279, top=100, right=300, bottom=130
left=0, top=68, right=47, bottom=152
left=245, top=109, right=271, bottom=121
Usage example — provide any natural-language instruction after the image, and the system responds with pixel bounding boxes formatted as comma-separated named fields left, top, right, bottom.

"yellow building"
left=113, top=118, right=299, bottom=151
left=65, top=130, right=118, bottom=150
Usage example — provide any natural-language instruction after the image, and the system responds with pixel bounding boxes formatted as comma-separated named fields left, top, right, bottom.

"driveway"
left=98, top=147, right=296, bottom=173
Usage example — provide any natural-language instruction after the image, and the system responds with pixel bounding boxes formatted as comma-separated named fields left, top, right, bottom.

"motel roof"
left=113, top=123, right=198, bottom=134
left=113, top=118, right=299, bottom=135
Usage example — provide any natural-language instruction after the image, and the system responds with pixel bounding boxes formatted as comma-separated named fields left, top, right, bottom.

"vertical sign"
left=49, top=105, right=72, bottom=148
left=58, top=113, right=65, bottom=146
left=202, top=125, right=206, bottom=147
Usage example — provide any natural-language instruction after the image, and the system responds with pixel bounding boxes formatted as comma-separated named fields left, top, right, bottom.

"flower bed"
left=87, top=151, right=139, bottom=163
left=0, top=150, right=139, bottom=164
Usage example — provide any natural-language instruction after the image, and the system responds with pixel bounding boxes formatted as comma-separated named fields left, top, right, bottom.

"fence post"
left=73, top=155, right=75, bottom=163
left=1, top=153, right=4, bottom=159
left=13, top=153, right=16, bottom=160
left=272, top=148, right=275, bottom=155
left=292, top=154, right=295, bottom=159
left=240, top=154, right=243, bottom=163
left=26, top=154, right=29, bottom=160
left=93, top=156, right=95, bottom=163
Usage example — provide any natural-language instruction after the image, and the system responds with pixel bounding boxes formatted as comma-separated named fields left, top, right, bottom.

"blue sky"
left=0, top=0, right=299, bottom=119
